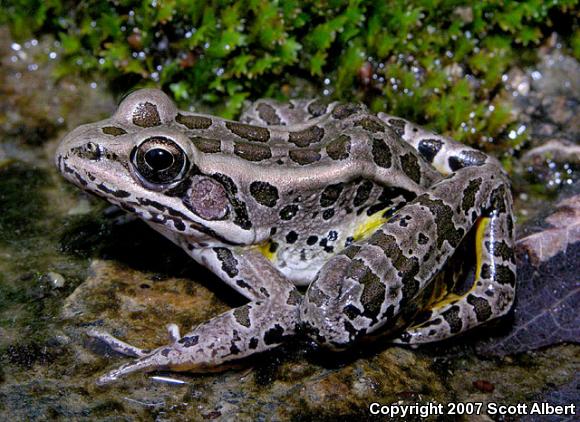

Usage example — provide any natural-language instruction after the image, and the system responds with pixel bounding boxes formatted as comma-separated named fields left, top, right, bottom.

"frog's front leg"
left=301, top=161, right=515, bottom=348
left=91, top=249, right=301, bottom=384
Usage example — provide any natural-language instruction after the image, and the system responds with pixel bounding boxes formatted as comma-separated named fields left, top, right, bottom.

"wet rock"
left=520, top=139, right=579, bottom=192
left=522, top=139, right=580, bottom=168
left=518, top=191, right=580, bottom=265
left=0, top=28, right=115, bottom=153
left=62, top=260, right=227, bottom=341
left=524, top=373, right=580, bottom=422
left=446, top=345, right=578, bottom=419
left=505, top=37, right=580, bottom=217
left=43, top=271, right=65, bottom=289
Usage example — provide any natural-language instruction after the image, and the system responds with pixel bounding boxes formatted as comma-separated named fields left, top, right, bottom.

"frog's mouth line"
left=57, top=154, right=241, bottom=246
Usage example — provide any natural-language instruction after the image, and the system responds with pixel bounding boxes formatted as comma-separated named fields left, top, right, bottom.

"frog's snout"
left=55, top=125, right=96, bottom=178
left=55, top=126, right=81, bottom=175
left=55, top=130, right=70, bottom=169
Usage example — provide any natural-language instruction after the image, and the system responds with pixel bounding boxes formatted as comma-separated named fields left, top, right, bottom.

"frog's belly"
left=276, top=247, right=329, bottom=286
left=273, top=215, right=381, bottom=286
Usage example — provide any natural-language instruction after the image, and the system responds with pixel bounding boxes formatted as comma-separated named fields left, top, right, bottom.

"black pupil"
left=144, top=148, right=174, bottom=170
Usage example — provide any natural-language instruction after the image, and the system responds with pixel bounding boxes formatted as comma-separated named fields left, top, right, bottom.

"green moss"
left=2, top=0, right=579, bottom=157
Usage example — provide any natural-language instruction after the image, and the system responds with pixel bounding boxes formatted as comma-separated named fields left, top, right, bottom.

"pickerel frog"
left=56, top=89, right=516, bottom=384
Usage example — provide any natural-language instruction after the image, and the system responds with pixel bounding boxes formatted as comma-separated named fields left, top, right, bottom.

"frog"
left=55, top=89, right=516, bottom=385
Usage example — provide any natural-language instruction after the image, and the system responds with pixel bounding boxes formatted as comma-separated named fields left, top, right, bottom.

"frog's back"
left=174, top=106, right=441, bottom=189
left=60, top=88, right=442, bottom=271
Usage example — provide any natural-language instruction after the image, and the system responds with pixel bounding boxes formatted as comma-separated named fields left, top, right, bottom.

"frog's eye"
left=144, top=148, right=173, bottom=170
left=131, top=136, right=189, bottom=185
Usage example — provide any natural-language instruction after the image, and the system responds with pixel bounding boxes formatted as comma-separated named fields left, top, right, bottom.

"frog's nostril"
left=84, top=142, right=102, bottom=160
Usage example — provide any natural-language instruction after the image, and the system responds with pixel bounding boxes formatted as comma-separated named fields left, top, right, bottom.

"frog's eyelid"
left=117, top=87, right=141, bottom=105
left=114, top=88, right=178, bottom=126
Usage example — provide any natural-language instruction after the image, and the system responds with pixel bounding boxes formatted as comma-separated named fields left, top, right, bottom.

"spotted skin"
left=133, top=102, right=161, bottom=127
left=56, top=89, right=515, bottom=383
left=288, top=126, right=325, bottom=147
left=289, top=148, right=321, bottom=165
left=190, top=136, right=221, bottom=153
left=376, top=112, right=516, bottom=343
left=102, top=126, right=127, bottom=136
left=326, top=135, right=351, bottom=160
left=176, top=114, right=213, bottom=130
left=240, top=98, right=333, bottom=126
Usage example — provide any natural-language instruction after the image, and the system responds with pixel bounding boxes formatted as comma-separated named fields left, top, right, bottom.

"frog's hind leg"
left=93, top=300, right=299, bottom=385
left=377, top=112, right=490, bottom=177
left=376, top=113, right=517, bottom=343
left=88, top=323, right=184, bottom=359
left=301, top=154, right=516, bottom=349
left=393, top=210, right=516, bottom=344
left=88, top=330, right=151, bottom=358
left=91, top=249, right=302, bottom=384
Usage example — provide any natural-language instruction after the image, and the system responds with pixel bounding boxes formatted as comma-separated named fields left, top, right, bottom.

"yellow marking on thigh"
left=256, top=241, right=276, bottom=261
left=425, top=272, right=450, bottom=307
left=474, top=216, right=490, bottom=281
left=353, top=209, right=392, bottom=241
left=424, top=216, right=490, bottom=312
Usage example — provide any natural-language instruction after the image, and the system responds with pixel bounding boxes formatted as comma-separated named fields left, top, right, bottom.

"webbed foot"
left=88, top=324, right=192, bottom=385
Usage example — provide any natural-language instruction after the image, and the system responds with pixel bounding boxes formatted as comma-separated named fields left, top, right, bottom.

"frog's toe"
left=87, top=329, right=150, bottom=358
left=300, top=259, right=366, bottom=350
left=390, top=316, right=449, bottom=344
left=96, top=349, right=170, bottom=385
left=90, top=325, right=208, bottom=384
left=166, top=323, right=181, bottom=342
left=392, top=284, right=515, bottom=344
left=96, top=343, right=196, bottom=385
left=301, top=307, right=354, bottom=350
